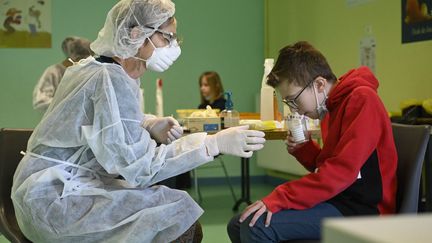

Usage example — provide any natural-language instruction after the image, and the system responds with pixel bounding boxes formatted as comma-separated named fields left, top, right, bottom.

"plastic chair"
left=392, top=123, right=430, bottom=213
left=192, top=155, right=237, bottom=204
left=0, top=128, right=33, bottom=243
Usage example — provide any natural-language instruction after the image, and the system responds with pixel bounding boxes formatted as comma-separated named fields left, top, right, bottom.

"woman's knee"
left=172, top=221, right=202, bottom=243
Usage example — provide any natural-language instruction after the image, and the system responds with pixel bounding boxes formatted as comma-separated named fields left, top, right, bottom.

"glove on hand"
left=142, top=117, right=183, bottom=144
left=205, top=125, right=265, bottom=158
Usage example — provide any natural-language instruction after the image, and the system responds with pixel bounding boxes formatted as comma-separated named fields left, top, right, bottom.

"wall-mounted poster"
left=0, top=0, right=51, bottom=48
left=402, top=0, right=432, bottom=43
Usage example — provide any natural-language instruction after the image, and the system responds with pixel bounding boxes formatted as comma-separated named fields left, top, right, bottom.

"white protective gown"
left=12, top=56, right=214, bottom=243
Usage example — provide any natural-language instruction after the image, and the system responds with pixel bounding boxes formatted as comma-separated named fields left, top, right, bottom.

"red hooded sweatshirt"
left=262, top=66, right=397, bottom=216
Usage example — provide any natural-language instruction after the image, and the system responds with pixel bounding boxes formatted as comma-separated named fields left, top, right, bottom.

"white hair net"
left=61, top=36, right=92, bottom=61
left=90, top=0, right=175, bottom=59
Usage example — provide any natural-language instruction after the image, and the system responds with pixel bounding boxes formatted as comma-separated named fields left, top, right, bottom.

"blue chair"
left=284, top=123, right=431, bottom=243
left=392, top=123, right=430, bottom=213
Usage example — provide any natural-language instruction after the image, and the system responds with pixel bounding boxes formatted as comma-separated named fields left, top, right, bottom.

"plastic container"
left=260, top=58, right=275, bottom=121
left=220, top=91, right=239, bottom=129
left=286, top=113, right=309, bottom=144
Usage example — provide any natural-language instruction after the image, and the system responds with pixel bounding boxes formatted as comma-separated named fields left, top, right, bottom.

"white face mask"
left=134, top=38, right=181, bottom=72
left=313, top=83, right=328, bottom=120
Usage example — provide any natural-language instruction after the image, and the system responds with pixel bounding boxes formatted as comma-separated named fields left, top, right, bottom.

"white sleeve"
left=139, top=88, right=145, bottom=112
left=82, top=69, right=214, bottom=187
left=141, top=113, right=157, bottom=127
left=148, top=132, right=214, bottom=184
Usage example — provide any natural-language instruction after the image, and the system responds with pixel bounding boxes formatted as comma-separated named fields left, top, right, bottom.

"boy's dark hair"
left=266, top=41, right=337, bottom=88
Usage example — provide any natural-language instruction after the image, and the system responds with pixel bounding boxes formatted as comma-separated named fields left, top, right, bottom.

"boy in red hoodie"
left=227, top=41, right=397, bottom=242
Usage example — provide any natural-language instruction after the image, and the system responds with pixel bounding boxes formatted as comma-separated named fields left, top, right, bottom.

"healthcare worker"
left=32, top=36, right=92, bottom=112
left=12, top=0, right=266, bottom=242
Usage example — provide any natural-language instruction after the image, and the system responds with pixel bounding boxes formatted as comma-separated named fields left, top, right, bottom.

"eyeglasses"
left=155, top=29, right=180, bottom=46
left=282, top=79, right=314, bottom=110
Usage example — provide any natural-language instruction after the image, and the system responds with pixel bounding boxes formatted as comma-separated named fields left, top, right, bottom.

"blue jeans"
left=227, top=203, right=343, bottom=243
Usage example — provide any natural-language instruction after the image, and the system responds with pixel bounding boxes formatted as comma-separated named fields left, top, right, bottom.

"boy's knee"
left=239, top=214, right=271, bottom=242
left=227, top=215, right=241, bottom=243
left=228, top=214, right=272, bottom=242
left=227, top=215, right=239, bottom=234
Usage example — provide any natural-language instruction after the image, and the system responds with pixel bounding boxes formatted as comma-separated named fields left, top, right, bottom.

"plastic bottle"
left=260, top=58, right=275, bottom=121
left=286, top=112, right=309, bottom=144
left=155, top=78, right=163, bottom=117
left=220, top=91, right=240, bottom=129
left=273, top=94, right=283, bottom=121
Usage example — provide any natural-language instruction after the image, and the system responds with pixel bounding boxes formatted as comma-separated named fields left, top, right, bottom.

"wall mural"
left=0, top=0, right=51, bottom=48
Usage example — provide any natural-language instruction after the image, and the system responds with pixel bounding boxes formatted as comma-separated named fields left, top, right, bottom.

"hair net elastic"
left=90, top=0, right=175, bottom=59
left=61, top=36, right=93, bottom=61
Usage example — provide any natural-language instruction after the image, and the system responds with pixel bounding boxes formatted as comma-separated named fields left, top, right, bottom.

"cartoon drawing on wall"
left=3, top=7, right=21, bottom=33
left=0, top=0, right=51, bottom=48
left=402, top=0, right=432, bottom=43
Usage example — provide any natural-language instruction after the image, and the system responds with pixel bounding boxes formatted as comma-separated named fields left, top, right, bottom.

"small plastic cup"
left=286, top=114, right=309, bottom=144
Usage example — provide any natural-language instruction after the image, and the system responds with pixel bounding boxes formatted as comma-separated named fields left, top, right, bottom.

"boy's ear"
left=314, top=77, right=327, bottom=93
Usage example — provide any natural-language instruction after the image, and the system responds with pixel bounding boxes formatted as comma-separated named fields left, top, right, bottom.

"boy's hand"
left=285, top=131, right=300, bottom=153
left=284, top=131, right=310, bottom=154
left=239, top=200, right=273, bottom=227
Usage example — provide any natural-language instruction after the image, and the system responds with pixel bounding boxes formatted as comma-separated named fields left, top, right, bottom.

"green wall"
left=0, top=0, right=265, bottom=178
left=0, top=0, right=117, bottom=128
left=265, top=0, right=432, bottom=112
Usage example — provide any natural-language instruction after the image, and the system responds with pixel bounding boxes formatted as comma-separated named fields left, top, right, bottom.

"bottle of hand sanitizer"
left=220, top=91, right=240, bottom=129
left=260, top=58, right=275, bottom=121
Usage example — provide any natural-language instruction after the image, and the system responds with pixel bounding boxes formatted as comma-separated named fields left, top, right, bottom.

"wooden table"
left=233, top=129, right=287, bottom=211
left=232, top=128, right=321, bottom=211
left=187, top=127, right=319, bottom=211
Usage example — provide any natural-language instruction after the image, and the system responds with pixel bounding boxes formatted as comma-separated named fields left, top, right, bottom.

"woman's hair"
left=90, top=0, right=175, bottom=58
left=199, top=71, right=224, bottom=105
left=266, top=41, right=337, bottom=88
left=61, top=36, right=93, bottom=61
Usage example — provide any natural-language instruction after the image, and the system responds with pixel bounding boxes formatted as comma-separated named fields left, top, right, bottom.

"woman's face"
left=200, top=77, right=212, bottom=100
left=123, top=18, right=177, bottom=79
left=138, top=18, right=177, bottom=61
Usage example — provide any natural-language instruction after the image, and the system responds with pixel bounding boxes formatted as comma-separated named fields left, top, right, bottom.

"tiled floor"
left=190, top=183, right=274, bottom=243
left=0, top=183, right=274, bottom=243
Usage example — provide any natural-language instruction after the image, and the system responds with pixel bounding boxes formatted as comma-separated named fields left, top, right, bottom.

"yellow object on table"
left=176, top=108, right=220, bottom=119
left=239, top=119, right=283, bottom=130
left=423, top=98, right=432, bottom=115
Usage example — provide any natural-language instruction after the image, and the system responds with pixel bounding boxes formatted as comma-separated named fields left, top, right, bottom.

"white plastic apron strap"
left=21, top=150, right=95, bottom=173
